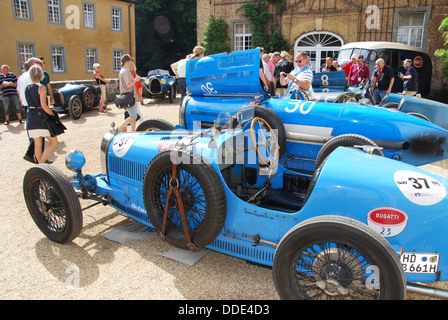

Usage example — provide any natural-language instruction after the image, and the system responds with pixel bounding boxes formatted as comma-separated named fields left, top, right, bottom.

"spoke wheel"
left=82, top=88, right=95, bottom=110
left=23, top=164, right=82, bottom=243
left=143, top=151, right=226, bottom=249
left=68, top=96, right=82, bottom=119
left=273, top=216, right=406, bottom=300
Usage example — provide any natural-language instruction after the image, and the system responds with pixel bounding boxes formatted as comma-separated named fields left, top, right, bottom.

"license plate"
left=401, top=253, right=439, bottom=274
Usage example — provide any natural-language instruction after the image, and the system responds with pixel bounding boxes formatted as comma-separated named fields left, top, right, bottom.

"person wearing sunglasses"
left=280, top=51, right=314, bottom=100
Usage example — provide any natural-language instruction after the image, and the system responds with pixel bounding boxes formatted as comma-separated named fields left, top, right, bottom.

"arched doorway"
left=294, top=32, right=344, bottom=72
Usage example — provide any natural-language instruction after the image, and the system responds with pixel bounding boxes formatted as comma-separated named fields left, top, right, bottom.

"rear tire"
left=273, top=215, right=406, bottom=300
left=68, top=95, right=82, bottom=119
left=82, top=88, right=95, bottom=110
left=136, top=118, right=175, bottom=132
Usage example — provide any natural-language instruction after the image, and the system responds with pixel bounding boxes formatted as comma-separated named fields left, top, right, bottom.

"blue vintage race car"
left=52, top=83, right=102, bottom=119
left=181, top=49, right=448, bottom=173
left=379, top=93, right=448, bottom=130
left=142, top=69, right=177, bottom=103
left=23, top=104, right=448, bottom=299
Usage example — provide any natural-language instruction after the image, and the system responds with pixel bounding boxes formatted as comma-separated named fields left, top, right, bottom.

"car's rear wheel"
left=142, top=151, right=226, bottom=249
left=23, top=164, right=82, bottom=244
left=273, top=215, right=406, bottom=300
left=68, top=95, right=83, bottom=119
left=82, top=88, right=95, bottom=110
left=136, top=118, right=175, bottom=132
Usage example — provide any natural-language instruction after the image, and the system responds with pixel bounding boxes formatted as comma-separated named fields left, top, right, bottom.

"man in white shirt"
left=170, top=56, right=188, bottom=105
left=280, top=51, right=314, bottom=100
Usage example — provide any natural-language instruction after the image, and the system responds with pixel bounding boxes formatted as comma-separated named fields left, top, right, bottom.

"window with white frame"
left=396, top=12, right=426, bottom=48
left=83, top=2, right=95, bottom=29
left=234, top=23, right=252, bottom=51
left=18, top=43, right=35, bottom=70
left=85, top=48, right=97, bottom=72
left=47, top=0, right=61, bottom=24
left=111, top=8, right=122, bottom=31
left=113, top=49, right=124, bottom=72
left=13, top=0, right=31, bottom=20
left=51, top=46, right=66, bottom=72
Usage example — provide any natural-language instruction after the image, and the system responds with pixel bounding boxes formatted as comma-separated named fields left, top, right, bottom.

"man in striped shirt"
left=279, top=51, right=314, bottom=100
left=0, top=65, right=22, bottom=125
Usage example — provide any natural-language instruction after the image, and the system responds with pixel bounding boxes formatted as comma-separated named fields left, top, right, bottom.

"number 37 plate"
left=401, top=253, right=439, bottom=274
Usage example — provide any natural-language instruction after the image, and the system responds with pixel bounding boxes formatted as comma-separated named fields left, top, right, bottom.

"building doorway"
left=294, top=32, right=344, bottom=72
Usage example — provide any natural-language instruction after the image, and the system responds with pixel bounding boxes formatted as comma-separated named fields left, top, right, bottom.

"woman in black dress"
left=25, top=65, right=58, bottom=164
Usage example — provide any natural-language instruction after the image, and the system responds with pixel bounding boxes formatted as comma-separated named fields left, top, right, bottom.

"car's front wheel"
left=315, top=134, right=384, bottom=168
left=142, top=151, right=226, bottom=249
left=23, top=164, right=82, bottom=244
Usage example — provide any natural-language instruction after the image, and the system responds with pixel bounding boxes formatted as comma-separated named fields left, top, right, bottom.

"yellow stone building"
left=0, top=0, right=136, bottom=81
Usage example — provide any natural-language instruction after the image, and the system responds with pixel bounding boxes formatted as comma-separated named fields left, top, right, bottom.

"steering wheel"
left=294, top=89, right=311, bottom=101
left=250, top=117, right=280, bottom=169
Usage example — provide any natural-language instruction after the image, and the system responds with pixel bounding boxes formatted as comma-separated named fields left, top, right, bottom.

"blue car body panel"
left=381, top=93, right=448, bottom=130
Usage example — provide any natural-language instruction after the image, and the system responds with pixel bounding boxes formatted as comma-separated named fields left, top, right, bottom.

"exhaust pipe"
left=407, top=283, right=448, bottom=299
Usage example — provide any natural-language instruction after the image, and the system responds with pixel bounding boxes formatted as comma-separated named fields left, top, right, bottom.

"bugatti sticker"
left=158, top=141, right=176, bottom=152
left=112, top=133, right=139, bottom=157
left=394, top=170, right=447, bottom=206
left=367, top=207, right=408, bottom=237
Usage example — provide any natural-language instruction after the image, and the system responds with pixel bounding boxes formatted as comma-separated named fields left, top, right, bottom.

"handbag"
left=43, top=112, right=66, bottom=137
left=114, top=92, right=135, bottom=109
left=26, top=83, right=66, bottom=137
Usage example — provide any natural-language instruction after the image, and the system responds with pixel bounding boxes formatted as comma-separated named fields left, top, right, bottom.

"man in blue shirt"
left=0, top=65, right=22, bottom=125
left=399, top=59, right=418, bottom=96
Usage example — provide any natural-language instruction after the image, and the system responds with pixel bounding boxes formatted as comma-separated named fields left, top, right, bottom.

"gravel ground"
left=0, top=96, right=446, bottom=300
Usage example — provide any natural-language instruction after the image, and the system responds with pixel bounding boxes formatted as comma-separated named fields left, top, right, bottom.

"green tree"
left=134, top=0, right=197, bottom=75
left=435, top=16, right=448, bottom=83
left=236, top=0, right=290, bottom=52
left=434, top=16, right=448, bottom=102
left=199, top=16, right=231, bottom=55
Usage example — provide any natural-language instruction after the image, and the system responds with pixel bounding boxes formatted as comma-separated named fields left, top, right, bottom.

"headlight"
left=65, top=150, right=86, bottom=172
left=101, top=132, right=114, bottom=174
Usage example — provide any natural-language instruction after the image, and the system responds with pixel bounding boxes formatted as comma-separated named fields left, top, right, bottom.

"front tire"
left=254, top=105, right=286, bottom=154
left=316, top=134, right=384, bottom=168
left=273, top=215, right=406, bottom=300
left=23, top=164, right=83, bottom=244
left=142, top=151, right=226, bottom=249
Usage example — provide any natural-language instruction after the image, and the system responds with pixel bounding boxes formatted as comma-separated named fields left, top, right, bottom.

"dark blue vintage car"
left=52, top=83, right=102, bottom=119
left=142, top=69, right=177, bottom=103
